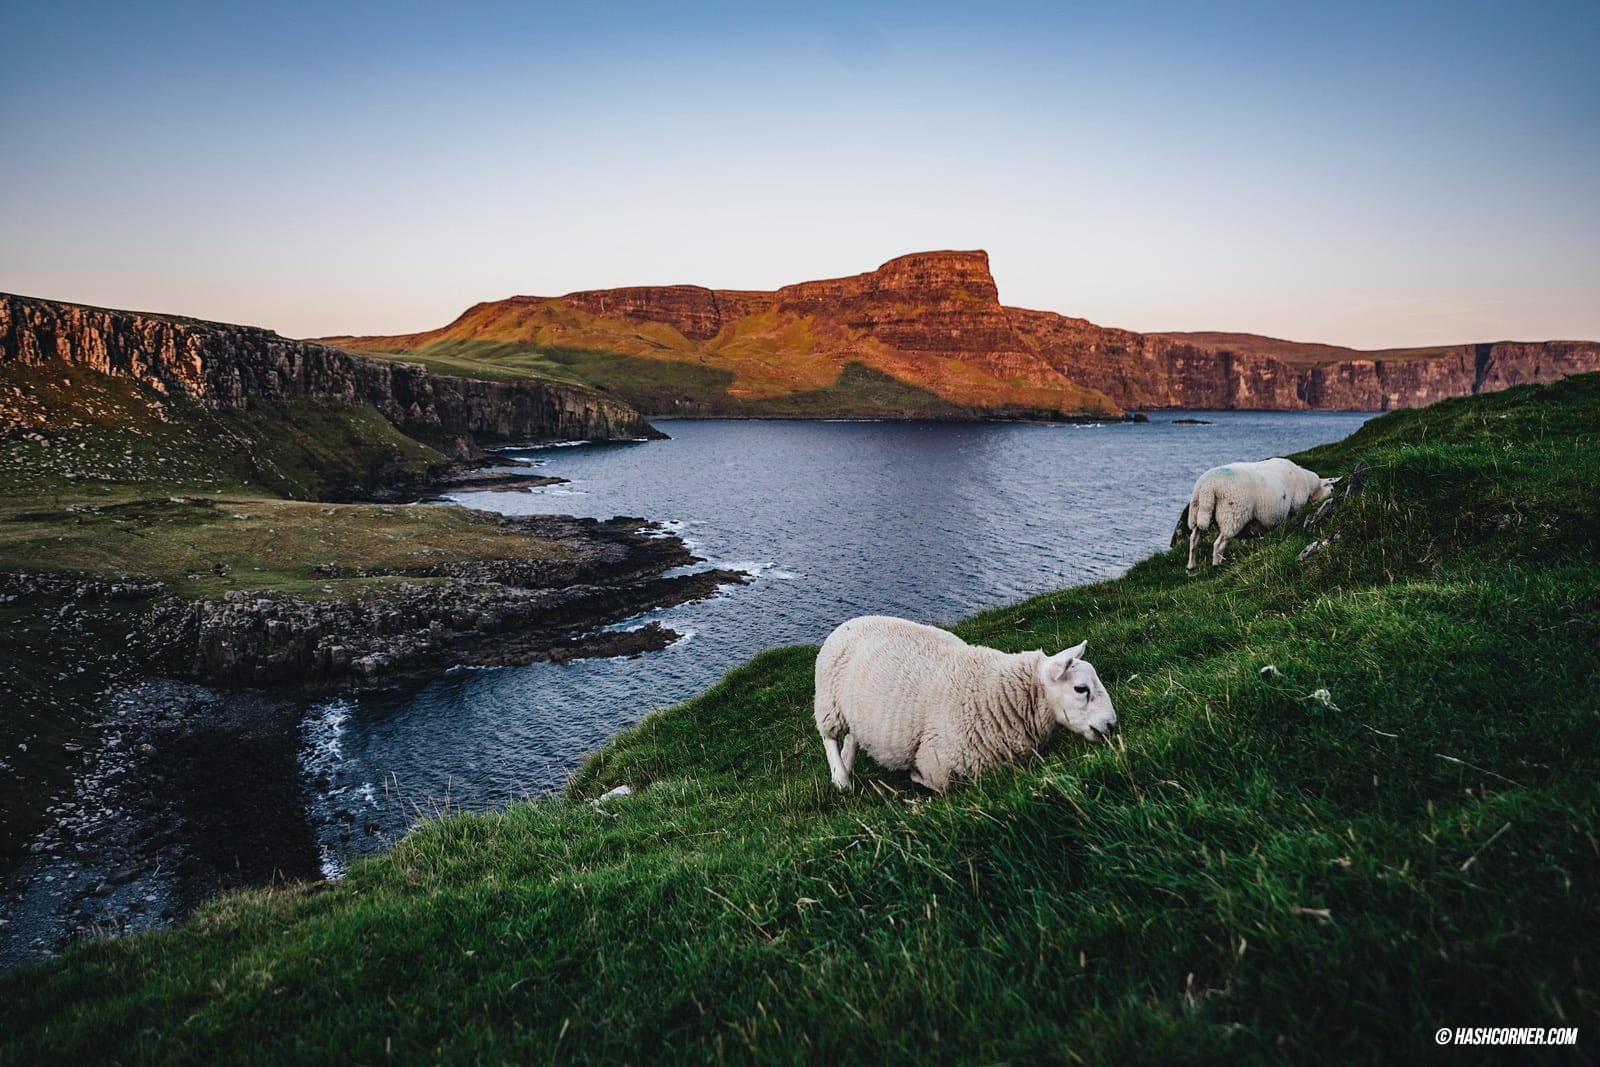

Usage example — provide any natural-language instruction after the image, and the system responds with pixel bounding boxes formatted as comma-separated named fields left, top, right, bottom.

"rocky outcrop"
left=0, top=293, right=661, bottom=446
left=777, top=252, right=1076, bottom=393
left=336, top=251, right=1600, bottom=414
left=561, top=286, right=734, bottom=343
left=140, top=515, right=745, bottom=688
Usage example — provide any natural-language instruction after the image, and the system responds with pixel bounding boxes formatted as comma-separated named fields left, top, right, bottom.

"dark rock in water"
left=1172, top=417, right=1213, bottom=425
left=422, top=468, right=570, bottom=496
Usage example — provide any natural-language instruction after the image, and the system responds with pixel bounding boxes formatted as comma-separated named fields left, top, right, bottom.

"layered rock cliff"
left=0, top=293, right=660, bottom=448
left=331, top=251, right=1600, bottom=414
left=331, top=251, right=1127, bottom=420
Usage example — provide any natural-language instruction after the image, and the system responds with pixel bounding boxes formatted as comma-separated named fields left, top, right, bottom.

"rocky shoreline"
left=141, top=514, right=744, bottom=689
left=6, top=512, right=746, bottom=693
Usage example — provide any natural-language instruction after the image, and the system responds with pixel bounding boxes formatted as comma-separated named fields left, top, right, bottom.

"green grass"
left=348, top=339, right=741, bottom=414
left=0, top=497, right=571, bottom=600
left=3, top=376, right=1599, bottom=1062
left=347, top=339, right=595, bottom=385
left=0, top=359, right=559, bottom=601
left=351, top=341, right=1051, bottom=420
left=0, top=362, right=451, bottom=504
left=737, top=362, right=976, bottom=418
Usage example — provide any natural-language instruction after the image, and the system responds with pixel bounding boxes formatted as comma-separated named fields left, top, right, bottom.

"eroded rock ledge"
left=140, top=515, right=745, bottom=688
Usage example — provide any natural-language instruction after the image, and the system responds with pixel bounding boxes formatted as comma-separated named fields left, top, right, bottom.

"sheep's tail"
left=814, top=646, right=857, bottom=790
left=814, top=693, right=847, bottom=739
left=1188, top=481, right=1215, bottom=533
left=813, top=652, right=848, bottom=740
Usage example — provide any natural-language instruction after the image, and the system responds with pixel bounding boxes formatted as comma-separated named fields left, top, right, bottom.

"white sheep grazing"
left=813, top=615, right=1118, bottom=793
left=1186, top=457, right=1336, bottom=570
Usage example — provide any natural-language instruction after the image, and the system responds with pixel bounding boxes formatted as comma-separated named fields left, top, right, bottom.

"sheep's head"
left=1037, top=641, right=1118, bottom=742
left=1312, top=476, right=1338, bottom=503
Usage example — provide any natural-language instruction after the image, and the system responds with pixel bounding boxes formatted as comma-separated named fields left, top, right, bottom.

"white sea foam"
left=525, top=440, right=593, bottom=450
left=714, top=559, right=796, bottom=580
left=301, top=698, right=352, bottom=767
left=317, top=845, right=346, bottom=881
left=300, top=699, right=358, bottom=880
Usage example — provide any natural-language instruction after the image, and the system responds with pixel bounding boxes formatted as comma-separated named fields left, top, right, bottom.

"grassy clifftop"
left=3, top=376, right=1597, bottom=1062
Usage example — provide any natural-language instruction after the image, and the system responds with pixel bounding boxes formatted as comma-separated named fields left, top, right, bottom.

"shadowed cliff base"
left=327, top=250, right=1600, bottom=415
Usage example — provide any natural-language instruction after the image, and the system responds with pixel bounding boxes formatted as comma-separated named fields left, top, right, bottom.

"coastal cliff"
left=0, top=293, right=660, bottom=451
left=327, top=251, right=1127, bottom=420
left=331, top=251, right=1600, bottom=414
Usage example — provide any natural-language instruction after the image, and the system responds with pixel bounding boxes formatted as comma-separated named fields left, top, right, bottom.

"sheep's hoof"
left=831, top=776, right=852, bottom=792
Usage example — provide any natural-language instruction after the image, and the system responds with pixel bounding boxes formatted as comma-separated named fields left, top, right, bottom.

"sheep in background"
left=814, top=615, right=1117, bottom=793
left=1186, top=457, right=1336, bottom=570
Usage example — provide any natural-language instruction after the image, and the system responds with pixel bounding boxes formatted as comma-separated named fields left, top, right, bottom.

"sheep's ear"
left=1039, top=641, right=1088, bottom=684
left=1051, top=640, right=1088, bottom=680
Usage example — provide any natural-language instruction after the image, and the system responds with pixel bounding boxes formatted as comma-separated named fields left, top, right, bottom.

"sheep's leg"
left=1213, top=504, right=1252, bottom=565
left=841, top=735, right=858, bottom=777
left=1186, top=524, right=1200, bottom=571
left=822, top=735, right=852, bottom=791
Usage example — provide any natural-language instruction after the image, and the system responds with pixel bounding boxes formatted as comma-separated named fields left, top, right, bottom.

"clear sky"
left=2, top=1, right=1596, bottom=349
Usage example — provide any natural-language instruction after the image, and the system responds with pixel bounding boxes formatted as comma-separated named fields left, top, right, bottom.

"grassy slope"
left=0, top=362, right=451, bottom=504
left=395, top=339, right=1100, bottom=420
left=0, top=497, right=570, bottom=601
left=1153, top=332, right=1465, bottom=365
left=342, top=334, right=1114, bottom=420
left=3, top=376, right=1599, bottom=1062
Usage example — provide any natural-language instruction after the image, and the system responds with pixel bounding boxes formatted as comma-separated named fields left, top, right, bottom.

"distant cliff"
left=327, top=252, right=1127, bottom=420
left=329, top=251, right=1600, bottom=415
left=0, top=293, right=660, bottom=450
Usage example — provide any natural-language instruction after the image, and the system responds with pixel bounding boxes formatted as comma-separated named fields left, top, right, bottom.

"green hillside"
left=348, top=338, right=1065, bottom=420
left=2, top=375, right=1597, bottom=1063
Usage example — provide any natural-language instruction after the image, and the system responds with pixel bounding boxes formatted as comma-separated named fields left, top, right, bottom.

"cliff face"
left=332, top=251, right=1600, bottom=415
left=0, top=293, right=660, bottom=446
left=335, top=251, right=1127, bottom=419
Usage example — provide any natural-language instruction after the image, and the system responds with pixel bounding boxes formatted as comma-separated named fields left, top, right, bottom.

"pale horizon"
left=3, top=1, right=1596, bottom=351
